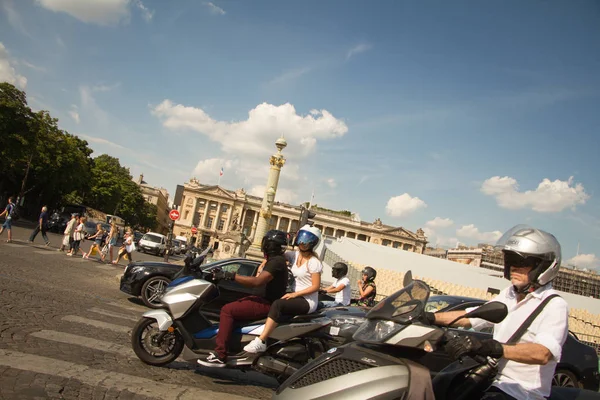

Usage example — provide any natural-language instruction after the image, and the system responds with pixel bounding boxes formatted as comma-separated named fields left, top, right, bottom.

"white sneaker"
left=243, top=337, right=266, bottom=353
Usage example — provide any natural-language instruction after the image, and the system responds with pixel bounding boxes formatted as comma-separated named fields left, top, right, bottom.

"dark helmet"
left=362, top=266, right=377, bottom=282
left=261, top=230, right=288, bottom=256
left=332, top=262, right=348, bottom=279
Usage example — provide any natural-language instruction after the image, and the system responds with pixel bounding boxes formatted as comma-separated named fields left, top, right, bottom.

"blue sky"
left=1, top=0, right=599, bottom=270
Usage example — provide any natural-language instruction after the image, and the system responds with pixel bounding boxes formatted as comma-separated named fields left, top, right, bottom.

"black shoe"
left=197, top=353, right=226, bottom=368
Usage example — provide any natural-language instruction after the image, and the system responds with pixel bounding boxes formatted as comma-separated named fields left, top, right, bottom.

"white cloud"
left=425, top=217, right=454, bottom=229
left=566, top=254, right=600, bottom=269
left=69, top=104, right=80, bottom=124
left=268, top=67, right=312, bottom=85
left=36, top=0, right=153, bottom=25
left=133, top=0, right=153, bottom=21
left=21, top=60, right=47, bottom=72
left=2, top=0, right=31, bottom=37
left=192, top=158, right=238, bottom=181
left=204, top=2, right=225, bottom=15
left=481, top=176, right=590, bottom=213
left=250, top=185, right=297, bottom=204
left=79, top=86, right=109, bottom=125
left=346, top=43, right=372, bottom=60
left=385, top=193, right=427, bottom=217
left=78, top=134, right=125, bottom=150
left=326, top=178, right=337, bottom=188
left=456, top=224, right=502, bottom=243
left=92, top=82, right=121, bottom=92
left=152, top=101, right=348, bottom=159
left=0, top=43, right=27, bottom=88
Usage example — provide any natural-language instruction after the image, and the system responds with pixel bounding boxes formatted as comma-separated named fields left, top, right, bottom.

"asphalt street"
left=0, top=225, right=275, bottom=400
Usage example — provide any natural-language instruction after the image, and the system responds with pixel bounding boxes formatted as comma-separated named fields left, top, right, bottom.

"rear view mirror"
left=464, top=301, right=507, bottom=324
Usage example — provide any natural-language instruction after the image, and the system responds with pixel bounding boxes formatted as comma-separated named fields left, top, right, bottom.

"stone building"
left=135, top=174, right=170, bottom=234
left=174, top=178, right=428, bottom=253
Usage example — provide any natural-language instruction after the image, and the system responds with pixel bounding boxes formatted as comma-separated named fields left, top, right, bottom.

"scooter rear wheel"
left=131, top=317, right=184, bottom=366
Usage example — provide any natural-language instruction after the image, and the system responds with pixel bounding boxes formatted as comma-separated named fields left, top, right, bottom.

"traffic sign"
left=169, top=209, right=180, bottom=221
left=191, top=227, right=198, bottom=234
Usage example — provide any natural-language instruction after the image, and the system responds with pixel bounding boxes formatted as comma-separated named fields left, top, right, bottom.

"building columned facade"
left=174, top=178, right=428, bottom=253
left=136, top=174, right=170, bottom=234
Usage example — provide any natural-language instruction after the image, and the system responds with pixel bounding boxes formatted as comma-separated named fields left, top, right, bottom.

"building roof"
left=324, top=236, right=600, bottom=313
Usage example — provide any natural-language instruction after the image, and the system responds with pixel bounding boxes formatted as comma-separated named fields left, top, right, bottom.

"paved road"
left=0, top=226, right=275, bottom=400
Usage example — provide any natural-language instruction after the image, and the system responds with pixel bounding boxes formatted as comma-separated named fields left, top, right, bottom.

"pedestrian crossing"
left=3, top=300, right=274, bottom=399
left=1, top=235, right=274, bottom=399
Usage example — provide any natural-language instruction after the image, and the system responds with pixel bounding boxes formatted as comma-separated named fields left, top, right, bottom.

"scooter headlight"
left=352, top=319, right=403, bottom=343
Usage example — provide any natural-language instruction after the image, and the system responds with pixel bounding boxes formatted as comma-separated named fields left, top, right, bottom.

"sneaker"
left=197, top=353, right=226, bottom=368
left=243, top=337, right=267, bottom=353
left=45, top=242, right=50, bottom=246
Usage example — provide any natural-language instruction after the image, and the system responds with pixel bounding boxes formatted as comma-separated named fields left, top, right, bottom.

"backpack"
left=8, top=204, right=20, bottom=221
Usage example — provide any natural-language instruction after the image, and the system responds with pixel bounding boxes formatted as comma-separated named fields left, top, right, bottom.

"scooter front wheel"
left=131, top=317, right=184, bottom=366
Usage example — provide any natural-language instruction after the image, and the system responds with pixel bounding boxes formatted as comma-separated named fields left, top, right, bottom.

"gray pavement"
left=0, top=226, right=275, bottom=400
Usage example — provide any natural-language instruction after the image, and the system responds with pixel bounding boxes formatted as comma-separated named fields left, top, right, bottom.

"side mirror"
left=403, top=270, right=413, bottom=287
left=450, top=301, right=507, bottom=326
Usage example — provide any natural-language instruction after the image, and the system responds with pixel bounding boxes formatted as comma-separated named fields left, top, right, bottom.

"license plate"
left=329, top=326, right=340, bottom=336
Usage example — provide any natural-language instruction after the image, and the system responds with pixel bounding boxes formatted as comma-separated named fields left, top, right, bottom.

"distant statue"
left=230, top=212, right=240, bottom=231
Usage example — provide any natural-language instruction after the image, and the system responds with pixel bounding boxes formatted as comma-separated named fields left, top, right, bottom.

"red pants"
left=215, top=296, right=271, bottom=359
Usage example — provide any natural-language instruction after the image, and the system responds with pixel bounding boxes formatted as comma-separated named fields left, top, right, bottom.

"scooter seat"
left=281, top=312, right=326, bottom=323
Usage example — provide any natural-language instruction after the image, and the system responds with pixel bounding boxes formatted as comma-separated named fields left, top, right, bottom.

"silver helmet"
left=495, top=224, right=561, bottom=288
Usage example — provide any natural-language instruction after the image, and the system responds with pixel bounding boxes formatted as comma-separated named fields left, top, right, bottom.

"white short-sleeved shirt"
left=285, top=251, right=323, bottom=313
left=468, top=284, right=569, bottom=400
left=333, top=277, right=351, bottom=306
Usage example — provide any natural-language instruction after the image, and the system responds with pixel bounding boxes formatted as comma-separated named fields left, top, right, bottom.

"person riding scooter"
left=318, top=262, right=351, bottom=308
left=197, top=229, right=289, bottom=367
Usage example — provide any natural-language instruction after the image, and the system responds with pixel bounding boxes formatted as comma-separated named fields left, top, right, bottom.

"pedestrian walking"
left=113, top=229, right=135, bottom=264
left=67, top=216, right=86, bottom=256
left=82, top=223, right=105, bottom=259
left=0, top=197, right=15, bottom=243
left=104, top=222, right=118, bottom=262
left=28, top=206, right=50, bottom=245
left=59, top=213, right=78, bottom=252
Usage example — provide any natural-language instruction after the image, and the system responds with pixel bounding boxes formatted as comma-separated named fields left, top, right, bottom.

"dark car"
left=425, top=295, right=600, bottom=391
left=120, top=257, right=264, bottom=310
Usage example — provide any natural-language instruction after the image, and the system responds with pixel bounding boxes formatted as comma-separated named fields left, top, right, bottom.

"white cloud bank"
left=204, top=2, right=225, bottom=15
left=425, top=217, right=454, bottom=229
left=152, top=101, right=348, bottom=158
left=0, top=43, right=27, bottom=88
left=481, top=176, right=590, bottom=213
left=456, top=224, right=502, bottom=243
left=346, top=43, right=372, bottom=60
left=385, top=193, right=427, bottom=217
left=36, top=0, right=153, bottom=25
left=566, top=254, right=600, bottom=269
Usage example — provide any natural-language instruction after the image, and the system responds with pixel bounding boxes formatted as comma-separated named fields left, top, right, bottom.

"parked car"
left=425, top=295, right=600, bottom=391
left=171, top=239, right=182, bottom=255
left=137, top=232, right=167, bottom=256
left=133, top=231, right=143, bottom=247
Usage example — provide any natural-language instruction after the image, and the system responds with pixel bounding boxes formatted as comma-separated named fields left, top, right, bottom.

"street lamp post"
left=248, top=137, right=287, bottom=256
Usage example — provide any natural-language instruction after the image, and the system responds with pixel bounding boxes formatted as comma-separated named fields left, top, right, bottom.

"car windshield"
left=85, top=221, right=97, bottom=228
left=143, top=234, right=162, bottom=243
left=172, top=240, right=181, bottom=246
left=62, top=205, right=85, bottom=214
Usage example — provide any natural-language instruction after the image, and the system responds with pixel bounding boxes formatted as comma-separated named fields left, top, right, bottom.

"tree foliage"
left=0, top=83, right=158, bottom=230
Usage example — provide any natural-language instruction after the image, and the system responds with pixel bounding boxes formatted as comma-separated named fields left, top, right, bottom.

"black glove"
left=421, top=312, right=436, bottom=325
left=212, top=270, right=236, bottom=282
left=445, top=335, right=504, bottom=360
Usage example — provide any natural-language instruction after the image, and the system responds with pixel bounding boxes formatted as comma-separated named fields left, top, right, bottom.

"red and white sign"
left=191, top=227, right=198, bottom=234
left=169, top=209, right=180, bottom=221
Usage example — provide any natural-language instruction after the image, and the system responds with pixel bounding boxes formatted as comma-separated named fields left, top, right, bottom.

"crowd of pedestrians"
left=0, top=198, right=134, bottom=265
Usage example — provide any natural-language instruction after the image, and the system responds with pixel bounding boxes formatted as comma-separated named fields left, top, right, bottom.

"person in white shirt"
left=425, top=225, right=568, bottom=400
left=243, top=225, right=323, bottom=354
left=318, top=262, right=351, bottom=308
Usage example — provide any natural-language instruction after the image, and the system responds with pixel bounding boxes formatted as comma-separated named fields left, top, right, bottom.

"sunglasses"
left=504, top=252, right=542, bottom=269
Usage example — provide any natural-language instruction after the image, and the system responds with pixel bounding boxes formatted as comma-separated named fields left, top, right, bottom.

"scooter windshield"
left=353, top=280, right=430, bottom=343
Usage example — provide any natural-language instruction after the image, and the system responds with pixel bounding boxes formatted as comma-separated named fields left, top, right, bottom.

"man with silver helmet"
left=425, top=225, right=569, bottom=400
